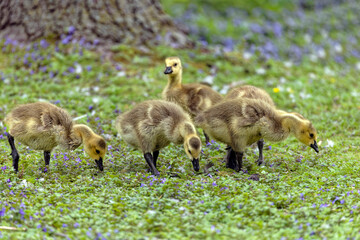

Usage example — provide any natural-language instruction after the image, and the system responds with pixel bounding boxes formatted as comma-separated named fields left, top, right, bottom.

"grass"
left=1, top=1, right=360, bottom=239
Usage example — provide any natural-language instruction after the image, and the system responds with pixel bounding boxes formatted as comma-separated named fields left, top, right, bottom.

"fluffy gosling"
left=115, top=100, right=201, bottom=176
left=195, top=98, right=319, bottom=172
left=162, top=56, right=223, bottom=143
left=5, top=102, right=106, bottom=172
left=224, top=85, right=275, bottom=167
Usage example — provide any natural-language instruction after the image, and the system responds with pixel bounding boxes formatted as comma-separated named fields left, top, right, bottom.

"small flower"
left=243, top=52, right=252, bottom=60
left=68, top=67, right=75, bottom=73
left=62, top=36, right=72, bottom=45
left=19, top=208, right=25, bottom=216
left=68, top=26, right=76, bottom=35
left=273, top=88, right=280, bottom=93
left=256, top=68, right=266, bottom=75
left=325, top=140, right=334, bottom=148
left=0, top=207, right=5, bottom=217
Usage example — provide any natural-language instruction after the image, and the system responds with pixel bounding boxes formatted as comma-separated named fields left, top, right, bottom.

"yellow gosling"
left=116, top=100, right=201, bottom=176
left=5, top=102, right=106, bottom=172
left=195, top=98, right=318, bottom=172
left=162, top=56, right=223, bottom=143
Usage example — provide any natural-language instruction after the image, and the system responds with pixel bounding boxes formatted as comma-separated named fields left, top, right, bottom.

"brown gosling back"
left=225, top=85, right=275, bottom=106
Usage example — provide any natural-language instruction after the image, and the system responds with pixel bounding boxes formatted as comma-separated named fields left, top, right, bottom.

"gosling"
left=162, top=56, right=223, bottom=143
left=224, top=85, right=275, bottom=167
left=195, top=98, right=319, bottom=172
left=5, top=102, right=106, bottom=172
left=115, top=100, right=201, bottom=176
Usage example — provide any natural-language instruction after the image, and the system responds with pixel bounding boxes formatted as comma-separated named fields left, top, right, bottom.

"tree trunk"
left=0, top=0, right=193, bottom=48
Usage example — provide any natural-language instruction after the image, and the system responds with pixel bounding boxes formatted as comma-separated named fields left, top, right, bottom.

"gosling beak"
left=310, top=141, right=319, bottom=153
left=164, top=66, right=173, bottom=74
left=95, top=157, right=104, bottom=171
left=192, top=158, right=200, bottom=172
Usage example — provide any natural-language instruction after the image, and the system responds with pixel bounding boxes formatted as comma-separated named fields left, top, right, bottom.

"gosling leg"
left=7, top=134, right=19, bottom=173
left=255, top=139, right=264, bottom=166
left=44, top=151, right=51, bottom=166
left=204, top=130, right=210, bottom=145
left=234, top=151, right=244, bottom=172
left=152, top=150, right=159, bottom=168
left=144, top=153, right=160, bottom=176
left=225, top=146, right=236, bottom=170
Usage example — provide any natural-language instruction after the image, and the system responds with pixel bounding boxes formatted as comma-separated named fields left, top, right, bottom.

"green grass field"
left=1, top=1, right=360, bottom=239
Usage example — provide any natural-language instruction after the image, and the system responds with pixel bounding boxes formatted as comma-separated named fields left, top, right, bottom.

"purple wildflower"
left=19, top=208, right=25, bottom=217
left=68, top=67, right=75, bottom=73
left=68, top=26, right=76, bottom=35
left=62, top=36, right=72, bottom=45
left=250, top=23, right=263, bottom=33
left=332, top=196, right=340, bottom=204
left=115, top=65, right=122, bottom=71
left=0, top=207, right=5, bottom=217
left=40, top=39, right=49, bottom=49
left=272, top=22, right=282, bottom=37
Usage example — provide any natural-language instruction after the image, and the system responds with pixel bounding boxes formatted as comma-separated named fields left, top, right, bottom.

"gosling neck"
left=178, top=121, right=196, bottom=140
left=280, top=113, right=302, bottom=134
left=167, top=70, right=182, bottom=88
left=73, top=124, right=94, bottom=142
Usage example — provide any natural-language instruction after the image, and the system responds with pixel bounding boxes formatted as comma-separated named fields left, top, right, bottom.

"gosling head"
left=184, top=134, right=201, bottom=172
left=294, top=120, right=319, bottom=153
left=83, top=135, right=107, bottom=171
left=164, top=57, right=182, bottom=75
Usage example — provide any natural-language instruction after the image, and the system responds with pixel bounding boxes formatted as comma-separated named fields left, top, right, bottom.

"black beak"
left=164, top=66, right=173, bottom=74
left=310, top=141, right=319, bottom=153
left=95, top=158, right=104, bottom=171
left=192, top=158, right=200, bottom=172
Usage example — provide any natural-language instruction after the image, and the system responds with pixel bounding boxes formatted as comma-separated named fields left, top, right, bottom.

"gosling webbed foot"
left=255, top=157, right=264, bottom=166
left=234, top=151, right=244, bottom=172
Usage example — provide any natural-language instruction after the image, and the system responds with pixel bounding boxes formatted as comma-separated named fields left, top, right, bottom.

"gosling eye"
left=309, top=133, right=314, bottom=138
left=188, top=150, right=191, bottom=154
left=173, top=63, right=177, bottom=67
left=96, top=149, right=100, bottom=154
